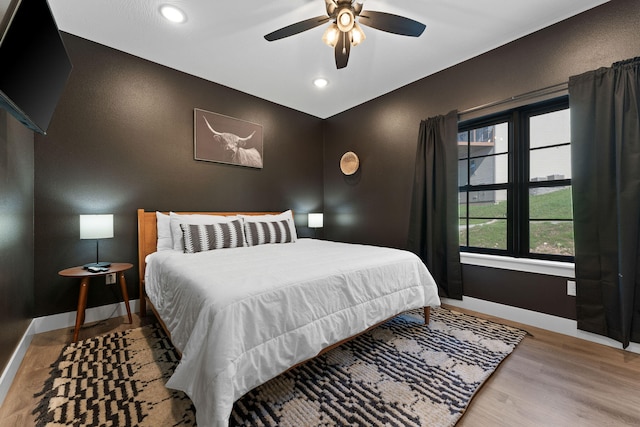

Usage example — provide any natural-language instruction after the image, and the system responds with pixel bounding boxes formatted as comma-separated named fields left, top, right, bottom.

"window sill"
left=460, top=252, right=575, bottom=278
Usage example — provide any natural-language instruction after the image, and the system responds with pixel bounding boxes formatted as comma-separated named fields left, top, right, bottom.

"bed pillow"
left=169, top=212, right=240, bottom=251
left=240, top=210, right=297, bottom=244
left=243, top=218, right=295, bottom=246
left=156, top=211, right=173, bottom=251
left=180, top=219, right=246, bottom=253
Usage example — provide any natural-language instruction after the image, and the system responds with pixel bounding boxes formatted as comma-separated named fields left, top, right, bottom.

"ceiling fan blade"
left=325, top=0, right=338, bottom=16
left=358, top=11, right=426, bottom=37
left=353, top=1, right=364, bottom=16
left=334, top=31, right=350, bottom=69
left=264, top=16, right=330, bottom=41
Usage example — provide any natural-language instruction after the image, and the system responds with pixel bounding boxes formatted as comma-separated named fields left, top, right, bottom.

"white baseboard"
left=3, top=296, right=639, bottom=408
left=0, top=321, right=35, bottom=410
left=442, top=296, right=640, bottom=354
left=32, top=299, right=140, bottom=334
left=0, top=299, right=140, bottom=409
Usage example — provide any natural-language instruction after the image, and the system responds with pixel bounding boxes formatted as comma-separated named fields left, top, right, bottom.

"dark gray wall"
left=32, top=34, right=324, bottom=317
left=462, top=265, right=576, bottom=319
left=323, top=0, right=640, bottom=318
left=0, top=110, right=34, bottom=372
left=3, top=0, right=639, bottom=372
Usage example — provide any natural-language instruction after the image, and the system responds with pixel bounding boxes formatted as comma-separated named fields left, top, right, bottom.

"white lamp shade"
left=308, top=213, right=324, bottom=228
left=80, top=214, right=114, bottom=239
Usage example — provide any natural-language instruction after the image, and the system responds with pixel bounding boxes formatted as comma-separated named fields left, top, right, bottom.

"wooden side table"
left=58, top=262, right=133, bottom=342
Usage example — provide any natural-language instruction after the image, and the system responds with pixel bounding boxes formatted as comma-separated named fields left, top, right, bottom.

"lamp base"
left=83, top=261, right=111, bottom=269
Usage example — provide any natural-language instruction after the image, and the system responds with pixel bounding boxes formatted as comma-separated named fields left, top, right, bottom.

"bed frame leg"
left=424, top=307, right=430, bottom=324
left=140, top=280, right=147, bottom=316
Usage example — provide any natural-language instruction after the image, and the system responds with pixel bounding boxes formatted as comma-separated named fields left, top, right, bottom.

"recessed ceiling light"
left=160, top=5, right=186, bottom=23
left=314, top=78, right=329, bottom=88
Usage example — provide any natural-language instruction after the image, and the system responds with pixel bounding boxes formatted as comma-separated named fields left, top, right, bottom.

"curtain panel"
left=407, top=110, right=463, bottom=299
left=569, top=57, right=640, bottom=348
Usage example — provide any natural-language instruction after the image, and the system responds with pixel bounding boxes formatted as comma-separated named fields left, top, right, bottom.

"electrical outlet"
left=567, top=280, right=576, bottom=297
left=106, top=273, right=116, bottom=285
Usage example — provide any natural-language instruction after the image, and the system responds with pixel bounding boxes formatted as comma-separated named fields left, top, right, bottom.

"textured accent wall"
left=32, top=34, right=324, bottom=317
left=0, top=110, right=34, bottom=372
left=7, top=0, right=640, bottom=335
left=322, top=0, right=640, bottom=318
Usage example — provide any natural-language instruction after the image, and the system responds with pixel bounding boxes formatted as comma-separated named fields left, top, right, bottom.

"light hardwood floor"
left=0, top=306, right=639, bottom=426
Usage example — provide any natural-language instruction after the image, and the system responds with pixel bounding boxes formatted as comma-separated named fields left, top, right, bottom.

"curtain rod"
left=458, top=82, right=568, bottom=116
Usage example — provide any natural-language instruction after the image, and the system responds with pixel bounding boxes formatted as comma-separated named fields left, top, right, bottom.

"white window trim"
left=460, top=252, right=574, bottom=278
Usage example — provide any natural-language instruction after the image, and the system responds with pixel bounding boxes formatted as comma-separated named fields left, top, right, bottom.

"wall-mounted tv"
left=0, top=0, right=72, bottom=135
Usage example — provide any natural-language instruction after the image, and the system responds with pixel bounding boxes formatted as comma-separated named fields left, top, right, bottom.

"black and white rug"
left=34, top=307, right=526, bottom=426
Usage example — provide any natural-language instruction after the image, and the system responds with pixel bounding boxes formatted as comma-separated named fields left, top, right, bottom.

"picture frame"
left=194, top=108, right=264, bottom=169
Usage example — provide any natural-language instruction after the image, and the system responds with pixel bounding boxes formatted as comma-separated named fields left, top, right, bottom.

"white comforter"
left=145, top=239, right=440, bottom=427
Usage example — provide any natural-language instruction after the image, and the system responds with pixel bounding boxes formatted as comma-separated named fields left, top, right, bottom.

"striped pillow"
left=180, top=219, right=246, bottom=253
left=244, top=219, right=293, bottom=246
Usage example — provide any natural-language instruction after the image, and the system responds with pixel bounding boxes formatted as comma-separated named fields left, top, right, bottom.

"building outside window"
left=458, top=97, right=573, bottom=262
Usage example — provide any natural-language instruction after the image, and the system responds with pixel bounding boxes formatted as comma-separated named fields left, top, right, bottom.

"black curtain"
left=407, top=111, right=463, bottom=299
left=569, top=57, right=640, bottom=348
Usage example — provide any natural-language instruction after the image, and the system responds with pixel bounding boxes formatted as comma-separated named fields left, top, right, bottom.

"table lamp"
left=80, top=214, right=113, bottom=268
left=308, top=213, right=324, bottom=228
left=308, top=213, right=323, bottom=238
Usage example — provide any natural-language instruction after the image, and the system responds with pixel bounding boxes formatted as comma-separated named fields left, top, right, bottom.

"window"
left=458, top=97, right=573, bottom=262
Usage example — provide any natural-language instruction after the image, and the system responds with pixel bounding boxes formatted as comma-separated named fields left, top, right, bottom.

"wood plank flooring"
left=0, top=313, right=156, bottom=427
left=0, top=306, right=638, bottom=426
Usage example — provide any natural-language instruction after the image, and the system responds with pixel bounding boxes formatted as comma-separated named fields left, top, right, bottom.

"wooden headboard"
left=136, top=209, right=283, bottom=314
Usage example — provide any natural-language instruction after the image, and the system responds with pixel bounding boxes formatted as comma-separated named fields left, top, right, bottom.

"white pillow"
left=156, top=212, right=173, bottom=251
left=169, top=212, right=240, bottom=251
left=240, top=210, right=297, bottom=243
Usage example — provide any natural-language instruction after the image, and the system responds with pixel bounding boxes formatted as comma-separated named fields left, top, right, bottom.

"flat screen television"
left=0, top=0, right=72, bottom=135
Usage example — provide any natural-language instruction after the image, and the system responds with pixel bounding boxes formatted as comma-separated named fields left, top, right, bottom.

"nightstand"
left=58, top=262, right=133, bottom=342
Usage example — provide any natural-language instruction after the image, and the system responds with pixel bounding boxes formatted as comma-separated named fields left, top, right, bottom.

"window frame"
left=458, top=96, right=573, bottom=263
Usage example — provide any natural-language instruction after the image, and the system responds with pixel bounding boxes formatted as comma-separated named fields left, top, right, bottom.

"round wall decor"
left=340, top=151, right=360, bottom=175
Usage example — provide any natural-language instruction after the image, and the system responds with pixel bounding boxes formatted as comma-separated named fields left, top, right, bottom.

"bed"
left=137, top=209, right=441, bottom=427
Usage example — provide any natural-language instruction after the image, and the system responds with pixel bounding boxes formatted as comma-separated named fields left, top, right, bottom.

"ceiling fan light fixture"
left=350, top=22, right=366, bottom=46
left=336, top=8, right=355, bottom=32
left=322, top=23, right=340, bottom=47
left=264, top=0, right=425, bottom=70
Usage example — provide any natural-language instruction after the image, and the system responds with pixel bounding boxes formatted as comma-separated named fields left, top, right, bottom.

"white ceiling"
left=48, top=0, right=609, bottom=119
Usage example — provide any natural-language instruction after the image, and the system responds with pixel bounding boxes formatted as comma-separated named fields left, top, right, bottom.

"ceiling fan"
left=264, top=0, right=426, bottom=69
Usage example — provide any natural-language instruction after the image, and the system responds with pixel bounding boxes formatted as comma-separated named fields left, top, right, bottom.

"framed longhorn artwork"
left=194, top=108, right=264, bottom=169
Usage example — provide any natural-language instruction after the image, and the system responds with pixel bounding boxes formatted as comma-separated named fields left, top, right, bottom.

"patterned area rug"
left=33, top=308, right=526, bottom=426
left=32, top=324, right=194, bottom=426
